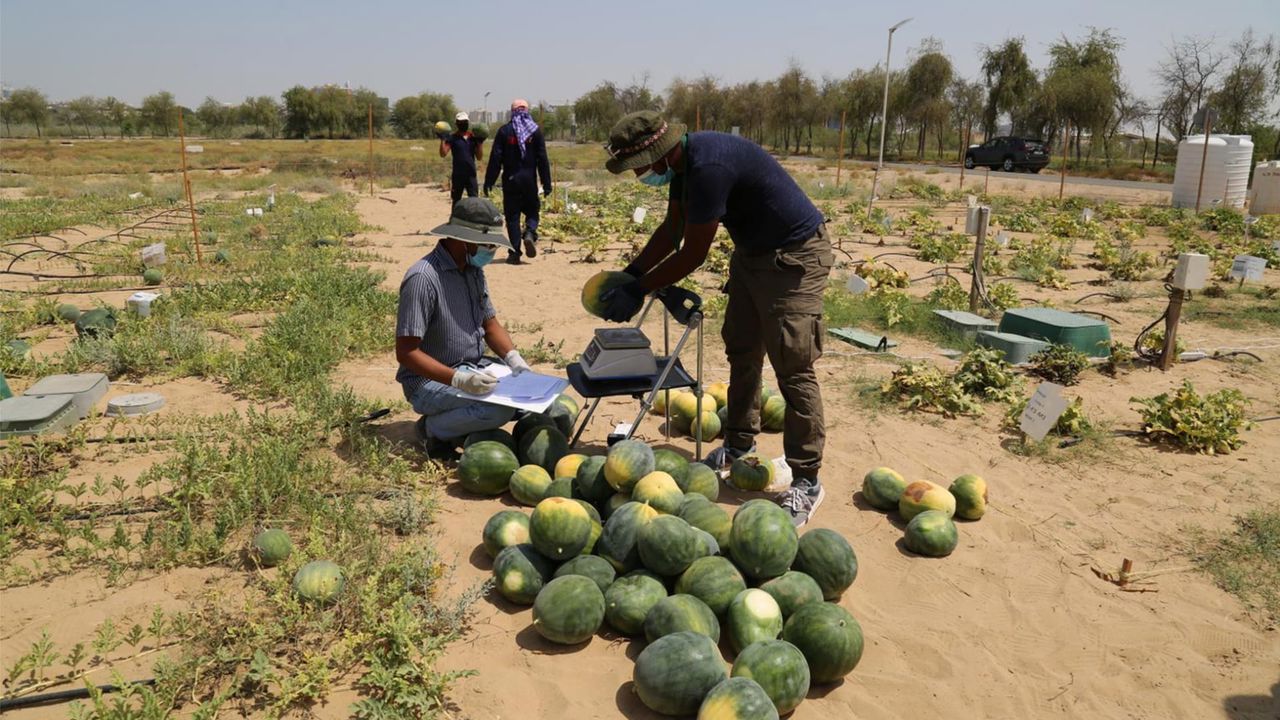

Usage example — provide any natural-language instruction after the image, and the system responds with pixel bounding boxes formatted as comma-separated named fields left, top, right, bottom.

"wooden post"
left=1158, top=288, right=1186, bottom=371
left=367, top=104, right=374, bottom=197
left=958, top=125, right=969, bottom=191
left=696, top=105, right=701, bottom=132
left=835, top=110, right=846, bottom=187
left=177, top=109, right=202, bottom=263
left=1194, top=113, right=1212, bottom=213
left=984, top=167, right=990, bottom=196
left=969, top=206, right=989, bottom=313
left=1058, top=121, right=1069, bottom=202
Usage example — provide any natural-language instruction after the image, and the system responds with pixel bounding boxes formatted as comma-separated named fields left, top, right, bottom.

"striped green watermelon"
left=604, top=572, right=667, bottom=636
left=904, top=510, right=959, bottom=557
left=759, top=571, right=824, bottom=619
left=582, top=271, right=635, bottom=319
left=518, top=425, right=568, bottom=475
left=458, top=441, right=519, bottom=496
left=464, top=428, right=516, bottom=453
left=603, top=492, right=630, bottom=520
left=698, top=677, right=779, bottom=720
left=725, top=589, right=783, bottom=655
left=554, top=453, right=588, bottom=482
left=482, top=509, right=530, bottom=558
left=532, top=575, right=605, bottom=645
left=529, top=497, right=592, bottom=560
left=782, top=602, right=864, bottom=684
left=792, top=528, right=858, bottom=600
left=678, top=497, right=732, bottom=548
left=634, top=631, right=728, bottom=716
left=510, top=464, right=553, bottom=506
left=574, top=455, right=613, bottom=502
left=513, top=411, right=556, bottom=445
left=729, top=500, right=798, bottom=581
left=761, top=394, right=786, bottom=432
left=556, top=554, right=614, bottom=595
left=632, top=471, right=684, bottom=515
left=653, top=448, right=690, bottom=487
left=729, top=453, right=775, bottom=492
left=604, top=439, right=655, bottom=492
left=492, top=544, right=554, bottom=605
left=574, top=499, right=603, bottom=554
left=597, top=501, right=660, bottom=572
left=293, top=560, right=345, bottom=605
left=683, top=462, right=720, bottom=502
left=644, top=593, right=721, bottom=643
left=543, top=475, right=574, bottom=499
left=675, top=556, right=746, bottom=616
left=251, top=529, right=292, bottom=567
left=861, top=466, right=906, bottom=510
left=949, top=473, right=988, bottom=520
left=638, top=515, right=703, bottom=577
left=730, top=639, right=810, bottom=715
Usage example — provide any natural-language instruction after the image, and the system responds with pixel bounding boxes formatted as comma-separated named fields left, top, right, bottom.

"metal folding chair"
left=566, top=286, right=707, bottom=459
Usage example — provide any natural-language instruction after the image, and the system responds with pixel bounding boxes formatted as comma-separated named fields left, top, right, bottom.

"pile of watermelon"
left=861, top=467, right=989, bottom=557
left=648, top=383, right=787, bottom=444
left=467, top=422, right=864, bottom=717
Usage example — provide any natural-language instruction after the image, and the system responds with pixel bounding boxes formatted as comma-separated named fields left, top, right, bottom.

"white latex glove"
left=504, top=349, right=532, bottom=375
left=451, top=368, right=498, bottom=395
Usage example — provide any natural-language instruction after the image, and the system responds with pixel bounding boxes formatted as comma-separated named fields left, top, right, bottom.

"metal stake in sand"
left=1194, top=109, right=1214, bottom=213
left=177, top=109, right=202, bottom=264
left=1058, top=121, right=1069, bottom=202
left=1158, top=285, right=1187, bottom=371
left=836, top=110, right=846, bottom=188
left=367, top=104, right=375, bottom=197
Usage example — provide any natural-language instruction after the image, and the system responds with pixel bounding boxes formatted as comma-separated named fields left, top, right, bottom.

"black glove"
left=483, top=185, right=492, bottom=197
left=621, top=262, right=643, bottom=279
left=600, top=280, right=646, bottom=323
left=543, top=187, right=552, bottom=198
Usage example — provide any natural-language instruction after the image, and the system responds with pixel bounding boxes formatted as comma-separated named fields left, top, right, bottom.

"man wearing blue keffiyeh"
left=483, top=99, right=553, bottom=264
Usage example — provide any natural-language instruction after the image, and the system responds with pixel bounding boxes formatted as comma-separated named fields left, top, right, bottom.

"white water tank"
left=1250, top=161, right=1280, bottom=215
left=1172, top=134, right=1253, bottom=209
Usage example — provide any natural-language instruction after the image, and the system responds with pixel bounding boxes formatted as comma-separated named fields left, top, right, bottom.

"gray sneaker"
left=777, top=480, right=825, bottom=527
left=703, top=443, right=756, bottom=472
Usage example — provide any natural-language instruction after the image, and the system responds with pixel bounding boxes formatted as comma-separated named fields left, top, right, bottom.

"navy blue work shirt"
left=445, top=132, right=483, bottom=179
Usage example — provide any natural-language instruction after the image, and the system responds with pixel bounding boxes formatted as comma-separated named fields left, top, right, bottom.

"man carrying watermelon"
left=395, top=197, right=533, bottom=459
left=483, top=99, right=553, bottom=264
left=599, top=111, right=832, bottom=527
left=439, top=111, right=485, bottom=206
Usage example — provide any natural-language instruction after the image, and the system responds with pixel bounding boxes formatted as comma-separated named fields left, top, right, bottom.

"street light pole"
left=483, top=91, right=491, bottom=122
left=868, top=17, right=912, bottom=217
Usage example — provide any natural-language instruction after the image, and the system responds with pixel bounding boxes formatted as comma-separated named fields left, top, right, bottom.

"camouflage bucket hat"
left=604, top=110, right=687, bottom=174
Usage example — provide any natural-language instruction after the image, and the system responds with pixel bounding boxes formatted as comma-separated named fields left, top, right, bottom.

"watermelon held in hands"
left=604, top=572, right=668, bottom=636
left=782, top=602, right=864, bottom=684
left=730, top=639, right=810, bottom=716
left=698, top=677, right=780, bottom=720
left=604, top=439, right=655, bottom=493
left=899, top=480, right=956, bottom=521
left=726, top=589, right=784, bottom=655
left=458, top=441, right=519, bottom=496
left=638, top=514, right=704, bottom=577
left=292, top=560, right=345, bottom=605
left=792, top=528, right=858, bottom=600
left=729, top=499, right=798, bottom=581
left=904, top=510, right=959, bottom=557
left=518, top=425, right=568, bottom=475
left=582, top=271, right=636, bottom=319
left=633, top=631, right=728, bottom=717
left=675, top=556, right=746, bottom=617
left=482, top=509, right=531, bottom=558
left=532, top=574, right=606, bottom=645
left=644, top=593, right=721, bottom=643
left=861, top=467, right=907, bottom=510
left=529, top=496, right=593, bottom=560
left=251, top=529, right=292, bottom=567
left=683, top=463, right=720, bottom=502
left=492, top=544, right=554, bottom=605
left=759, top=571, right=824, bottom=620
left=949, top=474, right=988, bottom=520
left=761, top=394, right=786, bottom=432
left=632, top=471, right=684, bottom=515
left=729, top=453, right=775, bottom=492
left=509, top=464, right=553, bottom=506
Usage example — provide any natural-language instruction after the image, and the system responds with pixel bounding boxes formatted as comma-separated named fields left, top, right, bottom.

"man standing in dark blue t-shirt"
left=600, top=110, right=832, bottom=527
left=439, top=112, right=485, bottom=206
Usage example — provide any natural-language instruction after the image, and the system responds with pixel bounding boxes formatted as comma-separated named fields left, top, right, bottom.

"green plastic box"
left=976, top=331, right=1050, bottom=365
left=0, top=395, right=77, bottom=439
left=997, top=308, right=1111, bottom=358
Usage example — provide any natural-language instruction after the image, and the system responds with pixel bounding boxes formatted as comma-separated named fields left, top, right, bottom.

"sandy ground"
left=4, top=169, right=1278, bottom=719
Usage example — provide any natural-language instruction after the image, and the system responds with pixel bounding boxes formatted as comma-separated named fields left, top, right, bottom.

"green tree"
left=196, top=97, right=232, bottom=137
left=1042, top=28, right=1124, bottom=162
left=283, top=85, right=319, bottom=138
left=314, top=85, right=353, bottom=139
left=101, top=96, right=132, bottom=137
left=573, top=82, right=624, bottom=141
left=947, top=77, right=985, bottom=160
left=1209, top=30, right=1277, bottom=134
left=903, top=40, right=953, bottom=159
left=1156, top=35, right=1224, bottom=141
left=0, top=97, right=12, bottom=136
left=345, top=88, right=390, bottom=137
left=980, top=38, right=1039, bottom=137
left=771, top=62, right=818, bottom=154
left=668, top=75, right=724, bottom=131
left=841, top=69, right=884, bottom=157
left=240, top=95, right=282, bottom=138
left=140, top=91, right=178, bottom=136
left=65, top=96, right=103, bottom=137
left=389, top=92, right=456, bottom=138
left=9, top=87, right=50, bottom=137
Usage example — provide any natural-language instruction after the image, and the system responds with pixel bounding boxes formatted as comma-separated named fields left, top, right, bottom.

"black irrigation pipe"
left=1075, top=292, right=1124, bottom=304
left=0, top=679, right=156, bottom=711
left=0, top=269, right=107, bottom=280
left=5, top=248, right=89, bottom=273
left=869, top=251, right=920, bottom=262
left=1071, top=309, right=1122, bottom=324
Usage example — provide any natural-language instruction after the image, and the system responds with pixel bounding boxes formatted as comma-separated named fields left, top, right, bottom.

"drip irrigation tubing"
left=0, top=679, right=156, bottom=711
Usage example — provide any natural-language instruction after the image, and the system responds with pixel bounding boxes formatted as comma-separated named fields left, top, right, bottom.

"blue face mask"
left=638, top=167, right=674, bottom=187
left=468, top=245, right=496, bottom=268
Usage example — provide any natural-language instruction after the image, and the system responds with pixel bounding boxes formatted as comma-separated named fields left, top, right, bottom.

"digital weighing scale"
left=580, top=327, right=658, bottom=380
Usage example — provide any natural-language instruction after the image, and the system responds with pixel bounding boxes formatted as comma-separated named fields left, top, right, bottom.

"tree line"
left=573, top=28, right=1280, bottom=166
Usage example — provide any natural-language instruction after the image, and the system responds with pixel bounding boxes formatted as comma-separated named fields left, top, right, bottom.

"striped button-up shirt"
left=395, top=244, right=496, bottom=397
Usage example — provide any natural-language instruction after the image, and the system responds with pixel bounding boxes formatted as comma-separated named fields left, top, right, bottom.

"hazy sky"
left=2, top=0, right=1277, bottom=110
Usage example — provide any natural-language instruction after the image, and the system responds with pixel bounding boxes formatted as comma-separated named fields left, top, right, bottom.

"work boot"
left=702, top=442, right=755, bottom=472
left=522, top=228, right=537, bottom=258
left=505, top=253, right=522, bottom=265
left=415, top=416, right=460, bottom=461
left=776, top=477, right=825, bottom=528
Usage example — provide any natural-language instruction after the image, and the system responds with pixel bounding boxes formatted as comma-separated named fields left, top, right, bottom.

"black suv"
left=963, top=136, right=1049, bottom=173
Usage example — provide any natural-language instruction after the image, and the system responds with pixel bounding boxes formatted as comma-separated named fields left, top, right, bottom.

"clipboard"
left=447, top=364, right=569, bottom=414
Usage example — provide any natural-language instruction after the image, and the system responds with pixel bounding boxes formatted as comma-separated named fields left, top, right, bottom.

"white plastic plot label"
left=1019, top=382, right=1069, bottom=442
left=1229, top=255, right=1267, bottom=282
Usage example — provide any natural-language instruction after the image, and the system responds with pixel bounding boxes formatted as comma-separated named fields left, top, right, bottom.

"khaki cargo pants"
left=721, top=224, right=833, bottom=479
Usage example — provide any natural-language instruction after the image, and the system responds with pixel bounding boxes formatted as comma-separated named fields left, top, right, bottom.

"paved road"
left=879, top=160, right=1174, bottom=194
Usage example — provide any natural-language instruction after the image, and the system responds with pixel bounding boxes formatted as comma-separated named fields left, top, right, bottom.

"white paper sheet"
left=446, top=365, right=569, bottom=413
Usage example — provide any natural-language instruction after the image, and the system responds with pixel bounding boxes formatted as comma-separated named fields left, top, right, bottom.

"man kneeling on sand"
left=394, top=197, right=532, bottom=458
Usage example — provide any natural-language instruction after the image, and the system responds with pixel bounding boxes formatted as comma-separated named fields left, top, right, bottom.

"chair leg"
left=570, top=397, right=603, bottom=448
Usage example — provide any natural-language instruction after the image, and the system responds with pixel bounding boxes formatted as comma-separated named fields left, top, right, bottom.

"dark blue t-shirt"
left=670, top=132, right=822, bottom=251
left=446, top=133, right=482, bottom=178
